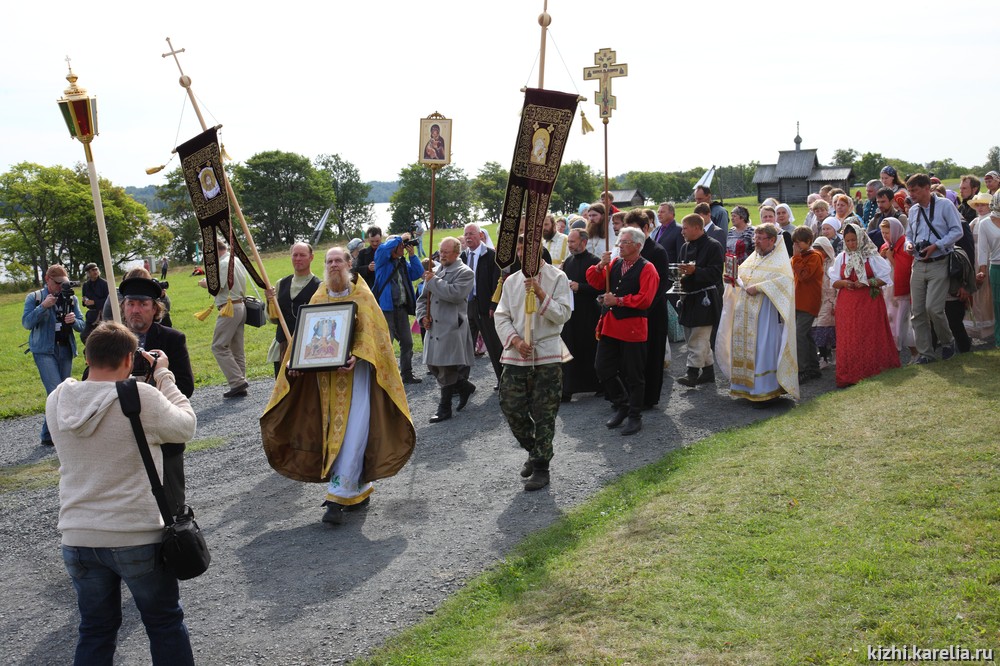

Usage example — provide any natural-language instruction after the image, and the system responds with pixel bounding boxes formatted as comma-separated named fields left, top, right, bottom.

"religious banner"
left=496, top=88, right=579, bottom=277
left=175, top=127, right=265, bottom=294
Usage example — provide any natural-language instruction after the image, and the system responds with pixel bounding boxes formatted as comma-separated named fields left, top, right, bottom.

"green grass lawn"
left=358, top=351, right=1000, bottom=665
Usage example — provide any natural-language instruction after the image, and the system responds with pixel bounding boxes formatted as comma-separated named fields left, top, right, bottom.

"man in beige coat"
left=417, top=237, right=476, bottom=423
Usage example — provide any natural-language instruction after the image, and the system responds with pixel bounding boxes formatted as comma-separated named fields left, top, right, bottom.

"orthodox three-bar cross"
left=583, top=48, right=628, bottom=121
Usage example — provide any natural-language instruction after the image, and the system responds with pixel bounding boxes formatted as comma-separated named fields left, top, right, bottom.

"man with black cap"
left=120, top=276, right=195, bottom=514
left=80, top=262, right=109, bottom=343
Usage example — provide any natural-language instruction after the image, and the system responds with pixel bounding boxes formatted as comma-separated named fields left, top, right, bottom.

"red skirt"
left=834, top=265, right=900, bottom=387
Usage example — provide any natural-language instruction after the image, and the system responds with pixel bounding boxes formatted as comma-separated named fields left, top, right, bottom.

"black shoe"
left=456, top=380, right=476, bottom=411
left=343, top=496, right=371, bottom=512
left=520, top=458, right=533, bottom=478
left=695, top=365, right=715, bottom=385
left=40, top=439, right=54, bottom=447
left=561, top=393, right=572, bottom=403
left=223, top=382, right=249, bottom=398
left=524, top=463, right=550, bottom=491
left=402, top=373, right=423, bottom=384
left=677, top=367, right=700, bottom=387
left=430, top=387, right=453, bottom=423
left=606, top=406, right=629, bottom=429
left=493, top=382, right=500, bottom=391
left=621, top=416, right=642, bottom=436
left=321, top=503, right=344, bottom=524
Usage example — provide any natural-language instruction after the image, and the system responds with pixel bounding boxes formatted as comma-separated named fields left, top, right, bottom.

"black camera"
left=914, top=240, right=932, bottom=255
left=132, top=348, right=161, bottom=381
left=156, top=280, right=169, bottom=290
left=403, top=238, right=419, bottom=248
left=54, top=281, right=77, bottom=323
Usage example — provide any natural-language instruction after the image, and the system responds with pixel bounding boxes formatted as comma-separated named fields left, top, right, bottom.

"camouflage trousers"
left=499, top=363, right=562, bottom=463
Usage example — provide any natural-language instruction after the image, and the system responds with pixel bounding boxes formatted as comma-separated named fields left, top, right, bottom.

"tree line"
left=5, top=145, right=996, bottom=287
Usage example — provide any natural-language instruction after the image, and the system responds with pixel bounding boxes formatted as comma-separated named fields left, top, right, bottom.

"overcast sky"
left=2, top=0, right=995, bottom=189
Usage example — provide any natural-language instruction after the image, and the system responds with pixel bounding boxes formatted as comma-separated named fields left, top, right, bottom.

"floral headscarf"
left=842, top=222, right=879, bottom=280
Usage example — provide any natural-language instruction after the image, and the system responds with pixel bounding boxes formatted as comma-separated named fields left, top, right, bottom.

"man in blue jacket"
left=374, top=234, right=424, bottom=383
left=22, top=264, right=86, bottom=446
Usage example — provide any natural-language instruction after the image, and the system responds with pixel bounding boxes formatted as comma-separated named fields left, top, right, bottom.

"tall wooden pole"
left=425, top=165, right=438, bottom=319
left=162, top=38, right=291, bottom=342
left=603, top=119, right=611, bottom=293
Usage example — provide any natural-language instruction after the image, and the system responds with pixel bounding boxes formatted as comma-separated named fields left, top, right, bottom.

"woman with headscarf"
left=828, top=223, right=900, bottom=387
left=877, top=217, right=917, bottom=357
left=880, top=166, right=906, bottom=193
left=811, top=236, right=837, bottom=369
left=726, top=205, right=755, bottom=265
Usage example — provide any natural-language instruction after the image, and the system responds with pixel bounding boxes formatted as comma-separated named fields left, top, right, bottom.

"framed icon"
left=288, top=302, right=357, bottom=371
left=418, top=116, right=451, bottom=166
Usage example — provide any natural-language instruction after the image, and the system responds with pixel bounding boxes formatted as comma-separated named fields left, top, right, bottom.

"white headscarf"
left=775, top=203, right=795, bottom=224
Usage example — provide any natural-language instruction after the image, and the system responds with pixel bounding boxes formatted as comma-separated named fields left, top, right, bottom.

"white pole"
left=84, top=146, right=121, bottom=323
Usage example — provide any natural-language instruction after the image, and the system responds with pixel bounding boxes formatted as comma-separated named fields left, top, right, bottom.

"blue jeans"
left=34, top=345, right=74, bottom=441
left=62, top=544, right=194, bottom=666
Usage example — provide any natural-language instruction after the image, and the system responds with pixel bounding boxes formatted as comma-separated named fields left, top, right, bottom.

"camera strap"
left=919, top=198, right=941, bottom=241
left=116, top=378, right=175, bottom=527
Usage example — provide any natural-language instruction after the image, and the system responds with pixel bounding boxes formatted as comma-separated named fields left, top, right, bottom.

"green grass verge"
left=358, top=351, right=1000, bottom=665
left=0, top=436, right=229, bottom=494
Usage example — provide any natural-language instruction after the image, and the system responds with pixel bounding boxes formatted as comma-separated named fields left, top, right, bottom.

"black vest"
left=609, top=256, right=649, bottom=320
left=276, top=274, right=321, bottom=344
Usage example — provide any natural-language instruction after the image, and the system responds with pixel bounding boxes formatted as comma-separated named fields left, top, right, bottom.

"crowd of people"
left=20, top=168, right=1000, bottom=663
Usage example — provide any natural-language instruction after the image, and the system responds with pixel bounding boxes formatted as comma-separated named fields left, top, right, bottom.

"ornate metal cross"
left=162, top=37, right=188, bottom=78
left=583, top=48, right=628, bottom=120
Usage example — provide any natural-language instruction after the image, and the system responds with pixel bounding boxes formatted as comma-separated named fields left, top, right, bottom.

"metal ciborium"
left=666, top=262, right=693, bottom=295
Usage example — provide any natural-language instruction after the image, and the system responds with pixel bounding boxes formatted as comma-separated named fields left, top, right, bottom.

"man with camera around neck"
left=373, top=233, right=424, bottom=384
left=22, top=264, right=86, bottom=446
left=119, top=276, right=195, bottom=515
left=47, top=321, right=197, bottom=665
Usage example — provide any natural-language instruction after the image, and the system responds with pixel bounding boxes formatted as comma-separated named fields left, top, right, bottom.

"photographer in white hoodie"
left=46, top=321, right=197, bottom=665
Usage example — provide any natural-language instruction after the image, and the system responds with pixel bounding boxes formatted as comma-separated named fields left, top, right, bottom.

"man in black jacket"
left=675, top=214, right=724, bottom=387
left=120, top=276, right=194, bottom=514
left=354, top=226, right=383, bottom=289
left=80, top=262, right=109, bottom=343
left=625, top=210, right=670, bottom=408
left=265, top=242, right=322, bottom=376
left=462, top=223, right=504, bottom=389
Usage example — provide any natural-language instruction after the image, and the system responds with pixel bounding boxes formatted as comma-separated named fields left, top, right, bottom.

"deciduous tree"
left=470, top=161, right=509, bottom=225
left=231, top=151, right=334, bottom=249
left=389, top=163, right=471, bottom=234
left=550, top=161, right=600, bottom=214
left=314, top=154, right=373, bottom=239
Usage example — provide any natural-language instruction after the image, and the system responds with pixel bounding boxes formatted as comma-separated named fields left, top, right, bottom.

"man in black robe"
left=559, top=228, right=602, bottom=401
left=675, top=214, right=724, bottom=387
left=625, top=210, right=670, bottom=409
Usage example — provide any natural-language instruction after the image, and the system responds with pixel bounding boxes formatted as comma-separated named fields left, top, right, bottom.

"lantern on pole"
left=56, top=58, right=121, bottom=323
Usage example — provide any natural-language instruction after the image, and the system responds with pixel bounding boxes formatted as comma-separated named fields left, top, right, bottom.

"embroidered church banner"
left=496, top=88, right=579, bottom=277
left=175, top=127, right=265, bottom=294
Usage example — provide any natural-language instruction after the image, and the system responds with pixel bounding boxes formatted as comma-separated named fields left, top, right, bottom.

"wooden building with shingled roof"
left=752, top=127, right=854, bottom=204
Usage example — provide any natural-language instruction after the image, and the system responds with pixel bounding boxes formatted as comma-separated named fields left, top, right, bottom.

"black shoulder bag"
left=919, top=199, right=963, bottom=279
left=116, top=378, right=211, bottom=580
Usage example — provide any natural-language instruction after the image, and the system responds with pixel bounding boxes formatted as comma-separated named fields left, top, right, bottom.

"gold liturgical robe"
left=260, top=278, right=415, bottom=483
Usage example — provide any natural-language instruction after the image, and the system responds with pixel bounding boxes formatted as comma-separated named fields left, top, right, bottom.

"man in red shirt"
left=586, top=226, right=659, bottom=435
left=790, top=226, right=824, bottom=382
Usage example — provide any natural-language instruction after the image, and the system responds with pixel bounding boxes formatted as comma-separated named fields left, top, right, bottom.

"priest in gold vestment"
left=261, top=247, right=415, bottom=524
left=716, top=223, right=800, bottom=402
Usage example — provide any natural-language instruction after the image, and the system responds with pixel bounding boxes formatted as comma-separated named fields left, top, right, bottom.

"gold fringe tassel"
left=145, top=164, right=165, bottom=175
left=193, top=303, right=215, bottom=321
left=491, top=277, right=504, bottom=304
left=218, top=297, right=234, bottom=318
left=580, top=110, right=594, bottom=135
left=267, top=297, right=280, bottom=320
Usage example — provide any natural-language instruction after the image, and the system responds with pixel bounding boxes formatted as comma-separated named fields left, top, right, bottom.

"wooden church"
left=752, top=127, right=854, bottom=203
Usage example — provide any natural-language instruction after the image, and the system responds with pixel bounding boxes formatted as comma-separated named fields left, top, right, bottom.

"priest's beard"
left=326, top=266, right=351, bottom=293
left=542, top=227, right=555, bottom=241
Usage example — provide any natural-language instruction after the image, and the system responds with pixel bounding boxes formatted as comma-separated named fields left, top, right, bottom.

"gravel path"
left=1, top=343, right=836, bottom=665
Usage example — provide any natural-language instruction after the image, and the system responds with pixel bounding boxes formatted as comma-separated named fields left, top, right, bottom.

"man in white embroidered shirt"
left=494, top=235, right=573, bottom=492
